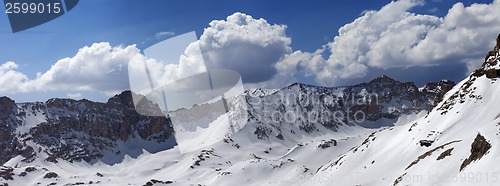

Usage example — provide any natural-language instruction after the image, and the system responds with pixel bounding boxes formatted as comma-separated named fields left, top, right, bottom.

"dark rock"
left=485, top=50, right=496, bottom=61
left=25, top=167, right=36, bottom=172
left=369, top=75, right=400, bottom=85
left=420, top=80, right=456, bottom=109
left=0, top=166, right=14, bottom=180
left=496, top=33, right=500, bottom=51
left=18, top=172, right=27, bottom=177
left=485, top=69, right=500, bottom=78
left=460, top=134, right=491, bottom=171
left=436, top=148, right=454, bottom=160
left=143, top=179, right=173, bottom=186
left=406, top=140, right=460, bottom=170
left=317, top=139, right=337, bottom=149
left=0, top=91, right=175, bottom=165
left=43, top=172, right=58, bottom=179
left=0, top=96, right=15, bottom=119
left=276, top=133, right=284, bottom=140
left=419, top=140, right=434, bottom=147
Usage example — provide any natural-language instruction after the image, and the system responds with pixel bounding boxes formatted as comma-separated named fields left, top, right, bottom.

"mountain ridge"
left=10, top=33, right=500, bottom=184
left=0, top=75, right=454, bottom=167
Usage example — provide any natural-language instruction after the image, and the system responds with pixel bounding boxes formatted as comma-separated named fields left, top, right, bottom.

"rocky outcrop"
left=0, top=96, right=36, bottom=165
left=439, top=33, right=500, bottom=113
left=460, top=133, right=491, bottom=171
left=478, top=33, right=500, bottom=79
left=0, top=77, right=455, bottom=165
left=496, top=33, right=500, bottom=51
left=420, top=80, right=456, bottom=108
left=0, top=91, right=174, bottom=165
left=484, top=34, right=500, bottom=61
left=242, top=76, right=454, bottom=141
left=0, top=97, right=15, bottom=119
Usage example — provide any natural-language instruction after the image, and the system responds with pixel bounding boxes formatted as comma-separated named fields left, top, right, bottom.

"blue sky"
left=1, top=0, right=393, bottom=76
left=0, top=0, right=499, bottom=102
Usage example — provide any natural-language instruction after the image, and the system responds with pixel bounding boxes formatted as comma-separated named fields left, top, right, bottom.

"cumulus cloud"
left=197, top=12, right=292, bottom=83
left=292, top=0, right=500, bottom=86
left=270, top=48, right=328, bottom=87
left=35, top=42, right=146, bottom=95
left=0, top=61, right=31, bottom=93
left=0, top=12, right=293, bottom=96
left=0, top=43, right=152, bottom=96
left=3, top=1, right=500, bottom=98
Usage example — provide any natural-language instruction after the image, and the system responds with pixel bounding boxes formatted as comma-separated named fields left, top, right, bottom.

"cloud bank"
left=197, top=12, right=292, bottom=83
left=2, top=0, right=500, bottom=100
left=0, top=43, right=147, bottom=96
left=287, top=0, right=500, bottom=86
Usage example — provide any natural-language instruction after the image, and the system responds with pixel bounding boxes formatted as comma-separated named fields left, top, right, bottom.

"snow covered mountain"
left=309, top=34, right=500, bottom=186
left=0, top=91, right=175, bottom=166
left=1, top=34, right=499, bottom=186
left=0, top=79, right=453, bottom=185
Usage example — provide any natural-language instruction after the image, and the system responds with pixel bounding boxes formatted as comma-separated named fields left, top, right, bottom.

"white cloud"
left=272, top=48, right=327, bottom=85
left=155, top=31, right=175, bottom=38
left=0, top=43, right=152, bottom=95
left=3, top=1, right=500, bottom=98
left=196, top=12, right=292, bottom=83
left=35, top=42, right=143, bottom=93
left=298, top=0, right=500, bottom=86
left=67, top=93, right=82, bottom=99
left=0, top=61, right=31, bottom=93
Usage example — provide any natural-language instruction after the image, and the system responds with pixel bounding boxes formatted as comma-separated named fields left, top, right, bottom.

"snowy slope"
left=0, top=91, right=176, bottom=167
left=0, top=77, right=460, bottom=186
left=3, top=34, right=500, bottom=185
left=0, top=79, right=463, bottom=186
left=308, top=35, right=500, bottom=186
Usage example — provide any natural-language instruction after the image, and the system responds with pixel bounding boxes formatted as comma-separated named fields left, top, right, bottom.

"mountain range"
left=1, top=34, right=499, bottom=186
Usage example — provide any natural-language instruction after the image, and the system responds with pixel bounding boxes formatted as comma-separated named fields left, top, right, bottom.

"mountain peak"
left=474, top=33, right=500, bottom=79
left=497, top=33, right=500, bottom=49
left=285, top=82, right=313, bottom=90
left=109, top=90, right=134, bottom=105
left=289, top=81, right=305, bottom=87
left=0, top=96, right=15, bottom=118
left=369, top=75, right=399, bottom=84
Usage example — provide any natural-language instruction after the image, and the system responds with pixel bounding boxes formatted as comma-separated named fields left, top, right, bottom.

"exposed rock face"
left=239, top=76, right=454, bottom=140
left=485, top=34, right=500, bottom=61
left=0, top=91, right=174, bottom=165
left=496, top=33, right=500, bottom=51
left=440, top=33, right=500, bottom=112
left=460, top=133, right=491, bottom=171
left=0, top=97, right=35, bottom=165
left=0, top=78, right=454, bottom=165
left=479, top=33, right=500, bottom=79
left=419, top=80, right=456, bottom=108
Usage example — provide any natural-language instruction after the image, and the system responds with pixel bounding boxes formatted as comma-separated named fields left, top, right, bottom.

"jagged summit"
left=369, top=75, right=400, bottom=84
left=108, top=90, right=135, bottom=105
left=476, top=33, right=500, bottom=78
left=285, top=81, right=314, bottom=88
left=0, top=91, right=175, bottom=166
left=283, top=75, right=404, bottom=90
left=244, top=87, right=278, bottom=97
left=2, top=32, right=499, bottom=186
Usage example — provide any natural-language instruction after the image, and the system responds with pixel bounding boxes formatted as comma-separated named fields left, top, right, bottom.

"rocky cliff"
left=0, top=91, right=175, bottom=165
